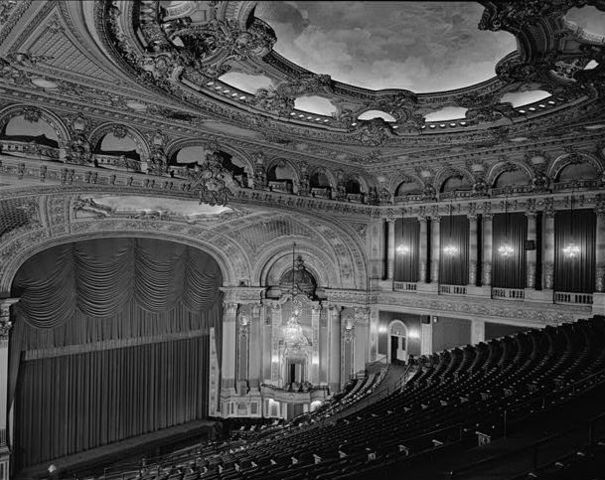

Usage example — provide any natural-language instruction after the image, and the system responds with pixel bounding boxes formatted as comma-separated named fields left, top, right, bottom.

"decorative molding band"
left=377, top=291, right=591, bottom=326
left=23, top=328, right=208, bottom=361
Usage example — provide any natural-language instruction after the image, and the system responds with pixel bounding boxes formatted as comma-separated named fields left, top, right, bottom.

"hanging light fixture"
left=283, top=242, right=308, bottom=347
left=498, top=195, right=514, bottom=258
left=396, top=212, right=410, bottom=255
left=442, top=202, right=459, bottom=256
left=563, top=188, right=581, bottom=259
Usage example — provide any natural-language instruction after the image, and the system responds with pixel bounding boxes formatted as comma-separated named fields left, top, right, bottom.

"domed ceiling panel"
left=255, top=1, right=516, bottom=91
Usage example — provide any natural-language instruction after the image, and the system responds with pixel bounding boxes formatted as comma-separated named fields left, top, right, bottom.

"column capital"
left=0, top=298, right=19, bottom=319
left=525, top=211, right=538, bottom=219
left=0, top=298, right=17, bottom=339
left=386, top=217, right=396, bottom=224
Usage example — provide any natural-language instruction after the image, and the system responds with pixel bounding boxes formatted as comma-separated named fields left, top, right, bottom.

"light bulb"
left=498, top=243, right=514, bottom=257
left=563, top=243, right=580, bottom=258
left=396, top=244, right=410, bottom=255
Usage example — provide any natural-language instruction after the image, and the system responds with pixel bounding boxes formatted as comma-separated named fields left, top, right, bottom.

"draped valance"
left=11, top=237, right=223, bottom=329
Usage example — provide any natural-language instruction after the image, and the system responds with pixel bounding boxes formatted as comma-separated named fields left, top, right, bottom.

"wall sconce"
left=563, top=189, right=581, bottom=259
left=396, top=244, right=410, bottom=255
left=408, top=330, right=420, bottom=339
left=498, top=243, right=514, bottom=257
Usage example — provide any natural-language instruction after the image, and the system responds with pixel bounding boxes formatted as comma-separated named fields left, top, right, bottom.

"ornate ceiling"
left=1, top=1, right=605, bottom=198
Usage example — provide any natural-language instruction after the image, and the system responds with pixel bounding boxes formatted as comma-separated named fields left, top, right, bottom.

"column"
left=420, top=318, right=433, bottom=355
left=543, top=210, right=555, bottom=290
left=328, top=306, right=341, bottom=393
left=418, top=217, right=428, bottom=283
left=387, top=219, right=395, bottom=280
left=471, top=319, right=485, bottom=344
left=248, top=304, right=261, bottom=390
left=221, top=302, right=238, bottom=392
left=468, top=214, right=478, bottom=286
left=430, top=216, right=440, bottom=283
left=526, top=212, right=537, bottom=289
left=482, top=214, right=493, bottom=286
left=1, top=298, right=18, bottom=478
left=595, top=208, right=605, bottom=293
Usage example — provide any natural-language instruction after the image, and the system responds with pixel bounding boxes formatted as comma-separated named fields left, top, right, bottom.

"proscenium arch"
left=0, top=229, right=242, bottom=295
left=486, top=159, right=535, bottom=187
left=88, top=122, right=152, bottom=161
left=0, top=104, right=71, bottom=147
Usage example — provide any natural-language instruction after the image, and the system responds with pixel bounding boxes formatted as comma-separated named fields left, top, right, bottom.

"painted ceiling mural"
left=255, top=1, right=516, bottom=92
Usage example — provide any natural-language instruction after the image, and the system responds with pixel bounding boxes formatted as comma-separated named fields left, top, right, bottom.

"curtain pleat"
left=439, top=215, right=469, bottom=285
left=394, top=218, right=420, bottom=282
left=492, top=213, right=527, bottom=288
left=10, top=238, right=222, bottom=471
left=554, top=209, right=596, bottom=293
left=14, top=336, right=211, bottom=469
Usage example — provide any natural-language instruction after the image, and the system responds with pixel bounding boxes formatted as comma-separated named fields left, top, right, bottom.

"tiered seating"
left=67, top=317, right=605, bottom=480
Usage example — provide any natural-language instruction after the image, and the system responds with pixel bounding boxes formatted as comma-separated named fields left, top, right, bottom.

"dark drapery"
left=492, top=213, right=527, bottom=289
left=439, top=215, right=469, bottom=285
left=9, top=238, right=223, bottom=469
left=14, top=336, right=210, bottom=468
left=554, top=210, right=596, bottom=293
left=394, top=218, right=419, bottom=282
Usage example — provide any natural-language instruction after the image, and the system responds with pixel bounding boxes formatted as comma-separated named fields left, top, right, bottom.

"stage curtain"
left=9, top=238, right=223, bottom=469
left=554, top=209, right=596, bottom=293
left=439, top=215, right=469, bottom=285
left=394, top=218, right=419, bottom=282
left=492, top=213, right=527, bottom=289
left=14, top=335, right=210, bottom=469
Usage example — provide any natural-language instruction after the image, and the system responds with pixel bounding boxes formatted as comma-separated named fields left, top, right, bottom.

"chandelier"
left=282, top=242, right=309, bottom=347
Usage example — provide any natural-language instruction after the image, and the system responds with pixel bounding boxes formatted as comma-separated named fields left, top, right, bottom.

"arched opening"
left=309, top=170, right=332, bottom=198
left=1, top=114, right=60, bottom=159
left=9, top=238, right=223, bottom=472
left=95, top=131, right=141, bottom=160
left=440, top=174, right=472, bottom=193
left=494, top=169, right=531, bottom=188
left=170, top=146, right=250, bottom=185
left=267, top=161, right=297, bottom=193
left=557, top=162, right=598, bottom=182
left=395, top=180, right=422, bottom=197
left=388, top=320, right=408, bottom=363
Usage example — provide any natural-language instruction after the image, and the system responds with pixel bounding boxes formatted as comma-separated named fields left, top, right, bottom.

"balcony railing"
left=393, top=281, right=417, bottom=292
left=439, top=284, right=467, bottom=295
left=554, top=291, right=593, bottom=305
left=492, top=287, right=525, bottom=300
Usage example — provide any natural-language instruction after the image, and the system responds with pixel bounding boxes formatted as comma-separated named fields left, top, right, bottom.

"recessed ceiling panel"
left=256, top=1, right=515, bottom=92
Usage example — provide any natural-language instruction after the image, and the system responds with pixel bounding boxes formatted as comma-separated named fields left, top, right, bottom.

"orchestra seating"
left=56, top=316, right=605, bottom=480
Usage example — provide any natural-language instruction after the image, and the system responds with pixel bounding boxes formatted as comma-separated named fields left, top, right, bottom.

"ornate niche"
left=269, top=256, right=322, bottom=391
